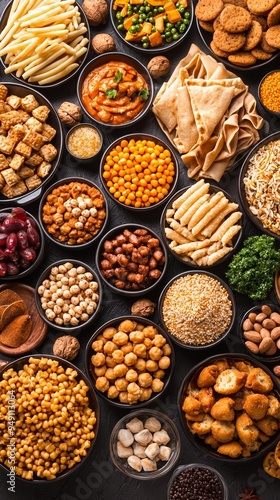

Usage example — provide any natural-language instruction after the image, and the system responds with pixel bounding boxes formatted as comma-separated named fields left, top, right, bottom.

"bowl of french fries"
left=0, top=82, right=63, bottom=204
left=160, top=180, right=243, bottom=268
left=0, top=0, right=90, bottom=87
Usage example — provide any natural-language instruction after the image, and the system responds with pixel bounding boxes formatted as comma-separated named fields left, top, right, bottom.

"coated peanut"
left=242, top=305, right=280, bottom=357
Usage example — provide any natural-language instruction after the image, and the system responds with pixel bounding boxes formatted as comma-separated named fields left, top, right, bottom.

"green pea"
left=179, top=23, right=186, bottom=32
left=164, top=30, right=171, bottom=37
left=145, top=5, right=151, bottom=12
left=140, top=13, right=146, bottom=20
left=173, top=33, right=179, bottom=40
left=129, top=25, right=138, bottom=34
left=166, top=22, right=173, bottom=29
left=139, top=6, right=145, bottom=12
left=171, top=27, right=177, bottom=34
left=158, top=6, right=164, bottom=13
left=153, top=8, right=158, bottom=14
left=151, top=26, right=157, bottom=32
left=166, top=36, right=173, bottom=43
left=184, top=11, right=190, bottom=19
left=132, top=17, right=139, bottom=24
left=148, top=16, right=154, bottom=23
left=178, top=5, right=185, bottom=13
left=143, top=42, right=149, bottom=48
left=117, top=23, right=124, bottom=31
left=116, top=12, right=122, bottom=20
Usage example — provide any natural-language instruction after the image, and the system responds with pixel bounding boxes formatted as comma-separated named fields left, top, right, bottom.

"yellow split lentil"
left=259, top=71, right=280, bottom=113
left=102, top=138, right=176, bottom=208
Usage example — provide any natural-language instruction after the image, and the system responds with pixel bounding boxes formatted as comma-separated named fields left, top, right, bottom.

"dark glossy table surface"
left=0, top=1, right=280, bottom=499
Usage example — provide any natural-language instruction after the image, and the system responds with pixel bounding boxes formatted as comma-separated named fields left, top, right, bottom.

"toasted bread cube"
left=9, top=153, right=25, bottom=171
left=0, top=110, right=22, bottom=130
left=0, top=172, right=5, bottom=189
left=0, top=85, right=8, bottom=101
left=37, top=160, right=52, bottom=178
left=32, top=105, right=50, bottom=123
left=25, top=153, right=43, bottom=167
left=0, top=153, right=9, bottom=171
left=39, top=143, right=57, bottom=162
left=18, top=165, right=35, bottom=179
left=0, top=127, right=6, bottom=136
left=8, top=124, right=26, bottom=142
left=16, top=110, right=30, bottom=123
left=25, top=116, right=43, bottom=133
left=25, top=174, right=42, bottom=191
left=2, top=168, right=21, bottom=186
left=1, top=180, right=27, bottom=198
left=21, top=94, right=39, bottom=113
left=41, top=123, right=56, bottom=142
left=23, top=129, right=44, bottom=151
left=14, top=141, right=32, bottom=158
left=0, top=135, right=15, bottom=155
left=6, top=95, right=21, bottom=110
left=0, top=100, right=6, bottom=114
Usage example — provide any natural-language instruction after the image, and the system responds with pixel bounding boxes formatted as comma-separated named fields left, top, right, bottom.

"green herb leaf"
left=114, top=70, right=123, bottom=83
left=105, top=89, right=117, bottom=99
left=138, top=88, right=149, bottom=100
left=225, top=235, right=280, bottom=300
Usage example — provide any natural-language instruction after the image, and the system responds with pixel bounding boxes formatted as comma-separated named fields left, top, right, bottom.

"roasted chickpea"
left=149, top=346, right=162, bottom=361
left=158, top=356, right=171, bottom=370
left=105, top=356, right=117, bottom=368
left=113, top=363, right=128, bottom=378
left=153, top=369, right=165, bottom=379
left=162, top=343, right=172, bottom=356
left=112, top=349, right=124, bottom=363
left=134, top=358, right=146, bottom=372
left=119, top=391, right=129, bottom=404
left=126, top=369, right=138, bottom=382
left=91, top=339, right=104, bottom=352
left=118, top=319, right=136, bottom=332
left=151, top=378, right=164, bottom=393
left=124, top=352, right=137, bottom=366
left=120, top=342, right=133, bottom=355
left=107, top=385, right=119, bottom=399
left=104, top=368, right=116, bottom=381
left=113, top=331, right=129, bottom=346
left=103, top=327, right=116, bottom=339
left=129, top=330, right=144, bottom=343
left=143, top=325, right=157, bottom=339
left=146, top=360, right=158, bottom=372
left=103, top=341, right=116, bottom=355
left=133, top=343, right=147, bottom=358
left=115, top=378, right=128, bottom=392
left=94, top=365, right=106, bottom=377
left=139, top=388, right=152, bottom=401
left=91, top=352, right=105, bottom=367
left=153, top=334, right=166, bottom=347
left=138, top=372, right=153, bottom=388
left=95, top=376, right=109, bottom=392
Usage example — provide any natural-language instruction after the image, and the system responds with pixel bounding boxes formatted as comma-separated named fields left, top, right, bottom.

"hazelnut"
left=58, top=101, right=82, bottom=128
left=131, top=299, right=156, bottom=317
left=91, top=33, right=116, bottom=54
left=82, top=0, right=108, bottom=27
left=53, top=335, right=80, bottom=361
left=147, top=56, right=171, bottom=79
left=273, top=365, right=280, bottom=377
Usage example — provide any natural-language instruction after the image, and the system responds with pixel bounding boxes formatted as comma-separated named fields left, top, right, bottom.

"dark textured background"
left=0, top=0, right=280, bottom=499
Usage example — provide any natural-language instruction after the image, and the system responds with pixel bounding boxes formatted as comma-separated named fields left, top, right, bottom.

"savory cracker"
left=199, top=20, right=214, bottom=33
left=251, top=47, right=273, bottom=60
left=195, top=0, right=224, bottom=22
left=265, top=25, right=280, bottom=48
left=220, top=5, right=252, bottom=33
left=267, top=4, right=280, bottom=26
left=213, top=29, right=246, bottom=52
left=243, top=20, right=263, bottom=50
left=247, top=0, right=277, bottom=16
left=260, top=33, right=278, bottom=52
left=210, top=40, right=230, bottom=58
left=228, top=52, right=257, bottom=66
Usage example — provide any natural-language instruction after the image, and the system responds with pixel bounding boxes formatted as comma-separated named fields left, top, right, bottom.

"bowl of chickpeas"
left=38, top=177, right=108, bottom=250
left=100, top=134, right=179, bottom=211
left=85, top=316, right=175, bottom=408
left=35, top=259, right=103, bottom=333
left=95, top=223, right=168, bottom=297
left=0, top=354, right=99, bottom=482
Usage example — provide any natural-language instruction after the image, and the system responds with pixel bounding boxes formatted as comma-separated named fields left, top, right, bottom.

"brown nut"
left=91, top=33, right=116, bottom=54
left=243, top=318, right=254, bottom=331
left=260, top=327, right=271, bottom=339
left=265, top=340, right=277, bottom=356
left=262, top=318, right=277, bottom=330
left=147, top=56, right=171, bottom=79
left=58, top=101, right=82, bottom=128
left=82, top=0, right=108, bottom=26
left=259, top=337, right=273, bottom=354
left=270, top=312, right=280, bottom=324
left=255, top=312, right=267, bottom=322
left=248, top=312, right=257, bottom=322
left=53, top=335, right=80, bottom=361
left=253, top=323, right=262, bottom=333
left=243, top=330, right=262, bottom=343
left=245, top=341, right=259, bottom=354
left=273, top=365, right=280, bottom=377
left=261, top=304, right=272, bottom=315
left=131, top=299, right=156, bottom=317
left=271, top=326, right=280, bottom=341
left=277, top=338, right=280, bottom=349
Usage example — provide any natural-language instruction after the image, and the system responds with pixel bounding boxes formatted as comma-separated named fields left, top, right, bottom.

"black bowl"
left=178, top=353, right=280, bottom=462
left=240, top=303, right=280, bottom=365
left=0, top=0, right=90, bottom=88
left=196, top=15, right=280, bottom=72
left=160, top=183, right=242, bottom=267
left=77, top=52, right=154, bottom=128
left=0, top=82, right=63, bottom=205
left=100, top=133, right=179, bottom=211
left=238, top=131, right=280, bottom=241
left=85, top=315, right=175, bottom=409
left=38, top=177, right=109, bottom=250
left=35, top=259, right=103, bottom=333
left=258, top=70, right=280, bottom=117
left=0, top=354, right=99, bottom=482
left=110, top=0, right=194, bottom=54
left=158, top=270, right=235, bottom=350
left=95, top=223, right=168, bottom=297
left=0, top=207, right=45, bottom=280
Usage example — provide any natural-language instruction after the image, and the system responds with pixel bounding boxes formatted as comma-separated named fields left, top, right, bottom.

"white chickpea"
left=79, top=280, right=88, bottom=290
left=74, top=306, right=83, bottom=316
left=56, top=298, right=64, bottom=307
left=72, top=207, right=81, bottom=217
left=56, top=288, right=63, bottom=297
left=90, top=207, right=97, bottom=216
left=37, top=285, right=45, bottom=295
left=68, top=268, right=77, bottom=277
left=43, top=289, right=52, bottom=299
left=63, top=313, right=71, bottom=324
left=45, top=309, right=56, bottom=320
left=58, top=264, right=67, bottom=273
left=41, top=303, right=48, bottom=310
left=70, top=317, right=79, bottom=326
left=81, top=209, right=90, bottom=218
left=68, top=277, right=77, bottom=286
left=53, top=305, right=62, bottom=315
left=70, top=199, right=78, bottom=207
left=75, top=221, right=84, bottom=230
left=85, top=272, right=93, bottom=280
left=62, top=303, right=69, bottom=312
left=47, top=301, right=55, bottom=309
left=71, top=296, right=80, bottom=305
left=77, top=266, right=86, bottom=274
left=78, top=200, right=87, bottom=210
left=80, top=301, right=87, bottom=311
left=61, top=276, right=69, bottom=285
left=50, top=267, right=58, bottom=276
left=63, top=289, right=71, bottom=299
left=54, top=317, right=64, bottom=325
left=84, top=288, right=93, bottom=297
left=69, top=285, right=80, bottom=295
left=51, top=293, right=59, bottom=301
left=86, top=198, right=93, bottom=208
left=65, top=262, right=73, bottom=270
left=68, top=307, right=76, bottom=317
left=91, top=293, right=99, bottom=302
left=86, top=304, right=95, bottom=314
left=78, top=216, right=87, bottom=224
left=81, top=313, right=89, bottom=322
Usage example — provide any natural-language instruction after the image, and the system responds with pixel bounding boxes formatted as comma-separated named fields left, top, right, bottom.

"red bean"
left=17, top=230, right=29, bottom=250
left=26, top=226, right=40, bottom=248
left=20, top=247, right=36, bottom=262
left=6, top=233, right=17, bottom=252
left=6, top=262, right=20, bottom=275
left=0, top=262, right=6, bottom=276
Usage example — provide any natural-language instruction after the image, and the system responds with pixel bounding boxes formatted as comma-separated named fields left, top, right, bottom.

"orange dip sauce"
left=81, top=61, right=149, bottom=125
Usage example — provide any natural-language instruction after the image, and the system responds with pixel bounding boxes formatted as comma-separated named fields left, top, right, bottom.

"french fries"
left=0, top=0, right=89, bottom=85
left=164, top=180, right=242, bottom=266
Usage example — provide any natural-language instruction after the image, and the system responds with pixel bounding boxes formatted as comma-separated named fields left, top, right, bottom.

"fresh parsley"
left=114, top=70, right=123, bottom=83
left=105, top=89, right=117, bottom=99
left=138, top=88, right=149, bottom=100
left=225, top=234, right=280, bottom=300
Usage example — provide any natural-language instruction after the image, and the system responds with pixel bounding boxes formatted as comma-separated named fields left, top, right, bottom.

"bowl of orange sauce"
left=66, top=123, right=103, bottom=162
left=77, top=52, right=154, bottom=128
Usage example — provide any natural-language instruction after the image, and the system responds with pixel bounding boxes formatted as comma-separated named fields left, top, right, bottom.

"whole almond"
left=262, top=318, right=277, bottom=330
left=245, top=341, right=259, bottom=354
left=261, top=305, right=272, bottom=316
left=260, top=327, right=271, bottom=339
left=254, top=323, right=262, bottom=333
left=265, top=340, right=277, bottom=356
left=243, top=318, right=254, bottom=331
left=248, top=312, right=257, bottom=322
left=255, top=312, right=267, bottom=322
left=277, top=338, right=280, bottom=349
left=243, top=330, right=262, bottom=343
left=270, top=312, right=280, bottom=325
left=259, top=337, right=273, bottom=353
left=271, top=326, right=280, bottom=341
left=273, top=365, right=280, bottom=377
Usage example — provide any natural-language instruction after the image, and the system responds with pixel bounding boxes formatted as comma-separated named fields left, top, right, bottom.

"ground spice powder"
left=162, top=274, right=232, bottom=345
left=259, top=71, right=280, bottom=113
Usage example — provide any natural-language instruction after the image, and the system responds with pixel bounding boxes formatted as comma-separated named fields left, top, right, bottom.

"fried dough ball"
left=243, top=393, right=269, bottom=420
left=197, top=365, right=219, bottom=388
left=211, top=420, right=236, bottom=443
left=217, top=441, right=243, bottom=458
left=236, top=412, right=260, bottom=446
left=245, top=368, right=274, bottom=394
left=210, top=397, right=235, bottom=421
left=197, top=387, right=215, bottom=413
left=214, top=369, right=247, bottom=395
left=256, top=416, right=279, bottom=436
left=182, top=395, right=201, bottom=417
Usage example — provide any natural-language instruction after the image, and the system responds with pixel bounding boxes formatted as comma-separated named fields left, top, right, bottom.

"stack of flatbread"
left=152, top=44, right=264, bottom=182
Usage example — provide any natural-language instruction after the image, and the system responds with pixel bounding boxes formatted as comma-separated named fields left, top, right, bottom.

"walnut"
left=57, top=102, right=82, bottom=128
left=147, top=56, right=171, bottom=79
left=82, top=0, right=109, bottom=27
left=131, top=299, right=156, bottom=317
left=91, top=33, right=116, bottom=54
left=53, top=335, right=80, bottom=361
